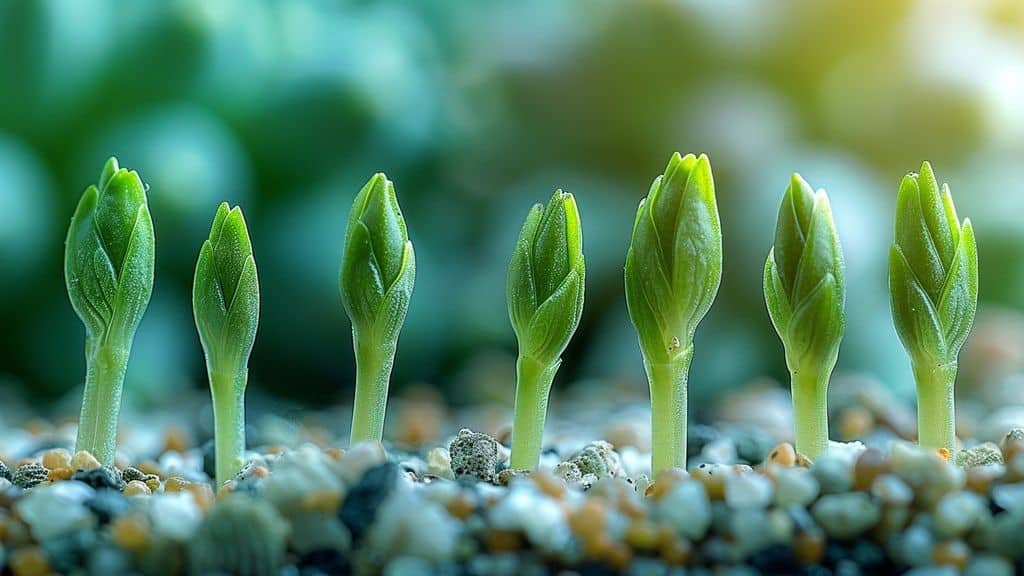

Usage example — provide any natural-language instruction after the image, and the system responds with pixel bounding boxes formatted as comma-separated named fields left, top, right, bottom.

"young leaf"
left=625, top=153, right=721, bottom=366
left=764, top=174, right=846, bottom=374
left=65, top=157, right=155, bottom=464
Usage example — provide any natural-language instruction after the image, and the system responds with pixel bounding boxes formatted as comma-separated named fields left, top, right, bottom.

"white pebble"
left=934, top=491, right=987, bottom=537
left=489, top=483, right=570, bottom=553
left=726, top=473, right=773, bottom=509
left=774, top=467, right=819, bottom=507
left=425, top=447, right=454, bottom=480
left=657, top=481, right=711, bottom=540
left=16, top=481, right=95, bottom=540
left=149, top=492, right=202, bottom=540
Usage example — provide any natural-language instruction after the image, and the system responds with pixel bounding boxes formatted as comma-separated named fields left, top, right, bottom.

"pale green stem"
left=913, top=359, right=958, bottom=451
left=510, top=355, right=559, bottom=470
left=646, top=348, right=694, bottom=475
left=76, top=339, right=129, bottom=464
left=211, top=369, right=247, bottom=486
left=791, top=367, right=831, bottom=459
left=349, top=332, right=396, bottom=446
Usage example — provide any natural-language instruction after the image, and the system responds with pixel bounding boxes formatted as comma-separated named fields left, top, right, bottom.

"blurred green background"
left=1, top=0, right=1023, bottom=412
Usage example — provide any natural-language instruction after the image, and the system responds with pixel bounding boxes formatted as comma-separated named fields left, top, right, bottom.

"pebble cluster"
left=2, top=417, right=1024, bottom=576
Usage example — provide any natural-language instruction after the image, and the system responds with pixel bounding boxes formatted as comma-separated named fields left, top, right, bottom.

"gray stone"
left=568, top=440, right=622, bottom=479
left=725, top=472, right=773, bottom=509
left=934, top=490, right=987, bottom=537
left=657, top=481, right=712, bottom=540
left=774, top=467, right=819, bottom=507
left=449, top=428, right=501, bottom=483
left=812, top=454, right=853, bottom=494
left=811, top=493, right=880, bottom=540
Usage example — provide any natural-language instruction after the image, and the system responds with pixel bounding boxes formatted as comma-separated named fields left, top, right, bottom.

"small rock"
left=0, top=459, right=11, bottom=481
left=41, top=449, right=71, bottom=470
left=489, top=482, right=570, bottom=553
left=812, top=493, right=880, bottom=540
left=898, top=523, right=934, bottom=566
left=965, top=554, right=1015, bottom=576
left=72, top=466, right=126, bottom=491
left=339, top=462, right=400, bottom=542
left=368, top=489, right=459, bottom=562
left=812, top=454, right=853, bottom=494
left=765, top=443, right=796, bottom=467
left=991, top=482, right=1024, bottom=513
left=568, top=440, right=622, bottom=479
left=449, top=429, right=501, bottom=483
left=124, top=480, right=151, bottom=496
left=700, top=437, right=737, bottom=464
left=725, top=472, right=773, bottom=509
left=690, top=463, right=729, bottom=500
left=424, top=447, right=454, bottom=480
left=70, top=450, right=102, bottom=472
left=934, top=491, right=988, bottom=537
left=190, top=495, right=289, bottom=576
left=496, top=468, right=530, bottom=486
left=85, top=489, right=131, bottom=525
left=955, top=443, right=1003, bottom=468
left=554, top=461, right=582, bottom=484
left=774, top=467, right=819, bottom=507
left=871, top=474, right=914, bottom=507
left=853, top=448, right=889, bottom=491
left=338, top=441, right=387, bottom=483
left=657, top=481, right=712, bottom=540
left=149, top=492, right=202, bottom=540
left=1001, top=428, right=1024, bottom=450
left=16, top=480, right=96, bottom=540
left=13, top=462, right=48, bottom=489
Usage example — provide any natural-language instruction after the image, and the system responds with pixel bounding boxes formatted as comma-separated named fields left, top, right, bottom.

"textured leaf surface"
left=625, top=153, right=722, bottom=364
left=193, top=203, right=260, bottom=377
left=889, top=162, right=977, bottom=365
left=507, top=190, right=585, bottom=366
left=340, top=173, right=416, bottom=345
left=763, top=173, right=845, bottom=372
left=65, top=157, right=154, bottom=347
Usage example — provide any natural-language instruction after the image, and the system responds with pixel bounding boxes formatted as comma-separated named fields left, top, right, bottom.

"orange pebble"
left=111, top=516, right=150, bottom=550
left=645, top=468, right=688, bottom=500
left=47, top=467, right=73, bottom=482
left=301, top=490, right=342, bottom=513
left=185, top=483, right=216, bottom=512
left=124, top=480, right=151, bottom=496
left=445, top=493, right=476, bottom=520
left=532, top=470, right=567, bottom=499
left=10, top=547, right=50, bottom=576
left=162, top=427, right=190, bottom=454
left=164, top=477, right=189, bottom=493
left=41, top=449, right=71, bottom=470
left=766, top=443, right=796, bottom=467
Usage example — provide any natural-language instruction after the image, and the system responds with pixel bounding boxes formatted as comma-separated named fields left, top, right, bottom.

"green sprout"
left=507, top=190, right=585, bottom=470
left=889, top=162, right=978, bottom=452
left=65, top=157, right=155, bottom=464
left=340, top=173, right=416, bottom=445
left=764, top=174, right=846, bottom=459
left=193, top=203, right=260, bottom=486
left=625, top=153, right=722, bottom=474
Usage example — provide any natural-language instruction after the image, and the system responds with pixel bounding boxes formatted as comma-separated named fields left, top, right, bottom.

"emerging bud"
left=340, top=173, right=416, bottom=347
left=65, top=157, right=155, bottom=347
left=889, top=161, right=978, bottom=367
left=625, top=153, right=722, bottom=365
left=193, top=203, right=260, bottom=377
left=507, top=189, right=586, bottom=367
left=764, top=174, right=846, bottom=374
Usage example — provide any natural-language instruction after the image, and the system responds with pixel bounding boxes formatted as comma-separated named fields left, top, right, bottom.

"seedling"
left=340, top=173, right=416, bottom=445
left=193, top=203, right=260, bottom=486
left=65, top=157, right=155, bottom=464
left=625, top=153, right=722, bottom=474
left=889, top=162, right=977, bottom=452
left=764, top=174, right=846, bottom=459
left=507, top=190, right=585, bottom=469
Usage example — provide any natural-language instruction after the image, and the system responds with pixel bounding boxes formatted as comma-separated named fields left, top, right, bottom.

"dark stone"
left=297, top=548, right=351, bottom=576
left=86, top=489, right=132, bottom=524
left=42, top=528, right=97, bottom=574
left=12, top=462, right=48, bottom=489
left=73, top=466, right=126, bottom=491
left=338, top=462, right=399, bottom=542
left=120, top=467, right=148, bottom=483
left=748, top=544, right=799, bottom=575
left=0, top=459, right=11, bottom=481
